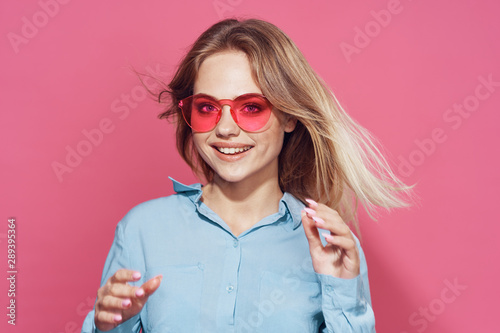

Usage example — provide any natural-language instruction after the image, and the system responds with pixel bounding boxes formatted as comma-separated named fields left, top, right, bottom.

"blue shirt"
left=82, top=178, right=375, bottom=332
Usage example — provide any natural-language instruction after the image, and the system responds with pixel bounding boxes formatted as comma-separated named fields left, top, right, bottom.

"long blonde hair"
left=158, top=19, right=413, bottom=229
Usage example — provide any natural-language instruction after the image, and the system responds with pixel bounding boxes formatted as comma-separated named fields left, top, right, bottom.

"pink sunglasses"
left=179, top=93, right=273, bottom=132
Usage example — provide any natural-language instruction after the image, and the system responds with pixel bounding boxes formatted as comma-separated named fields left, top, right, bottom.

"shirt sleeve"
left=317, top=238, right=376, bottom=333
left=81, top=220, right=143, bottom=333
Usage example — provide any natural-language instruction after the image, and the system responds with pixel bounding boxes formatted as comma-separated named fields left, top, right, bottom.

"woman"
left=82, top=19, right=411, bottom=332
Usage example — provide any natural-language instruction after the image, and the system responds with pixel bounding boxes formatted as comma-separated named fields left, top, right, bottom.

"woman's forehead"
left=193, top=51, right=262, bottom=98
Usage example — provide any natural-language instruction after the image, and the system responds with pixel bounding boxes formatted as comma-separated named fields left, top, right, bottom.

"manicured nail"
left=122, top=299, right=131, bottom=307
left=322, top=233, right=334, bottom=242
left=114, top=314, right=122, bottom=322
left=303, top=207, right=316, bottom=216
left=132, top=271, right=141, bottom=279
left=305, top=199, right=318, bottom=208
left=312, top=216, right=325, bottom=226
left=135, top=288, right=144, bottom=297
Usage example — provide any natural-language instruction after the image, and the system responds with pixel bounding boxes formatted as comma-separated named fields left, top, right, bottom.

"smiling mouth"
left=214, top=146, right=252, bottom=155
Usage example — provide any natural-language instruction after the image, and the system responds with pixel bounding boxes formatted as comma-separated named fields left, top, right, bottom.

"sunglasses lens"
left=233, top=95, right=272, bottom=132
left=190, top=96, right=221, bottom=132
left=180, top=94, right=272, bottom=132
left=180, top=95, right=220, bottom=132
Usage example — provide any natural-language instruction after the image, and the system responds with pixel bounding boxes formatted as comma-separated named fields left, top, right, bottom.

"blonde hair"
left=158, top=19, right=413, bottom=230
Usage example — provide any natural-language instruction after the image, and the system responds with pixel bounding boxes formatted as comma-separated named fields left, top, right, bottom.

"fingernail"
left=305, top=199, right=318, bottom=208
left=322, top=233, right=334, bottom=242
left=114, top=314, right=122, bottom=322
left=312, top=216, right=325, bottom=226
left=132, top=271, right=141, bottom=279
left=303, top=207, right=316, bottom=216
left=135, top=288, right=144, bottom=297
left=122, top=299, right=131, bottom=307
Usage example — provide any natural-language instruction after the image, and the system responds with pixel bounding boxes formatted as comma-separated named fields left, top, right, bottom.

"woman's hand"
left=94, top=269, right=162, bottom=331
left=302, top=199, right=360, bottom=279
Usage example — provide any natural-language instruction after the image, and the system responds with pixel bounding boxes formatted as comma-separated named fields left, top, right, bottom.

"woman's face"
left=192, top=50, right=296, bottom=185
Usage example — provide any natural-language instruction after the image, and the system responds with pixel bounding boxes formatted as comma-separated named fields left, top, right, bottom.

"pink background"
left=1, top=0, right=499, bottom=332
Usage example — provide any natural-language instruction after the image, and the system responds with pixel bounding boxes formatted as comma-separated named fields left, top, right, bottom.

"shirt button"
left=233, top=239, right=239, bottom=248
left=226, top=285, right=234, bottom=293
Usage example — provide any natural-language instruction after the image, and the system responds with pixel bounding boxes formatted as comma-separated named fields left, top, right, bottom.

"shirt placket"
left=216, top=235, right=242, bottom=330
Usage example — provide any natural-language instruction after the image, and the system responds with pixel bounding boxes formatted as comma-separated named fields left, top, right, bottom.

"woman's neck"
left=201, top=175, right=283, bottom=236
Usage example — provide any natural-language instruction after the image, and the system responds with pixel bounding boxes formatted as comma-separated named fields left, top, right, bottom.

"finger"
left=110, top=269, right=142, bottom=284
left=95, top=309, right=123, bottom=325
left=101, top=295, right=132, bottom=310
left=322, top=233, right=358, bottom=259
left=310, top=206, right=352, bottom=237
left=305, top=198, right=318, bottom=209
left=303, top=203, right=338, bottom=235
left=138, top=275, right=163, bottom=298
left=314, top=216, right=351, bottom=239
left=301, top=210, right=323, bottom=250
left=109, top=282, right=142, bottom=298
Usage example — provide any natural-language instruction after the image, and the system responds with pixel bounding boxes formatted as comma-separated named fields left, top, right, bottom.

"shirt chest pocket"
left=255, top=271, right=323, bottom=332
left=142, top=264, right=204, bottom=333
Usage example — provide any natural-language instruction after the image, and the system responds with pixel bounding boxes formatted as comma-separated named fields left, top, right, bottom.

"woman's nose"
left=215, top=105, right=240, bottom=137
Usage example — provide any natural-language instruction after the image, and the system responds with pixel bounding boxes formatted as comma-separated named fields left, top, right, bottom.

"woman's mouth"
left=215, top=146, right=252, bottom=155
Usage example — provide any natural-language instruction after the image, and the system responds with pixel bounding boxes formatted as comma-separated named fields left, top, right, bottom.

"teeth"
left=217, top=146, right=251, bottom=155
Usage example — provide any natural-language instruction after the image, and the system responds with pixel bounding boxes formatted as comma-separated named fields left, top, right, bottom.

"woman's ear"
left=284, top=116, right=297, bottom=133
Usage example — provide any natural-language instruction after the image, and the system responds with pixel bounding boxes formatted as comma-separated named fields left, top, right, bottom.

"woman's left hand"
left=302, top=199, right=360, bottom=279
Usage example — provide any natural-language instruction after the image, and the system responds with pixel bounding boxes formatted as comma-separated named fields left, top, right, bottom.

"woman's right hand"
left=94, top=269, right=162, bottom=331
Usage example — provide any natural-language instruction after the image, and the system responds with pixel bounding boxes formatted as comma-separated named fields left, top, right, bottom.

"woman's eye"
left=198, top=104, right=218, bottom=113
left=242, top=104, right=262, bottom=113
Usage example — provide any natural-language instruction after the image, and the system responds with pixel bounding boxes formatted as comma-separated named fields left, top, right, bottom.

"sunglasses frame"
left=178, top=93, right=273, bottom=132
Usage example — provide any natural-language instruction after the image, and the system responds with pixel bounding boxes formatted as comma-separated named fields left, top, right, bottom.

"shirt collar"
left=169, top=177, right=303, bottom=229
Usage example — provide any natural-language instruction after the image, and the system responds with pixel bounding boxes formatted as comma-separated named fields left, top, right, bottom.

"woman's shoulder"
left=128, top=194, right=183, bottom=214
left=119, top=177, right=202, bottom=226
left=113, top=194, right=190, bottom=238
